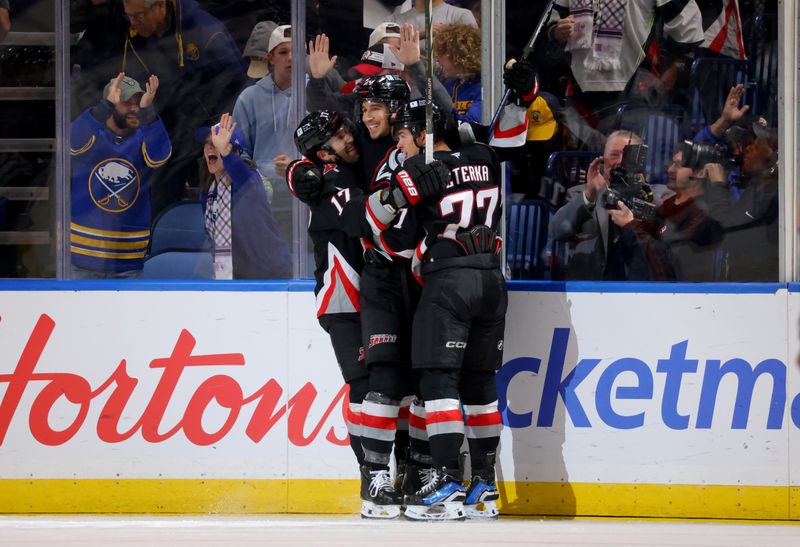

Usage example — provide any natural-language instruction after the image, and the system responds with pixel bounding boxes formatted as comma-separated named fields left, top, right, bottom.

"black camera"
left=679, top=140, right=737, bottom=170
left=602, top=144, right=657, bottom=222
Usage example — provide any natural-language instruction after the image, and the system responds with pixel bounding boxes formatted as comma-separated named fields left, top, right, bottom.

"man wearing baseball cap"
left=699, top=84, right=780, bottom=281
left=368, top=22, right=401, bottom=49
left=232, top=24, right=298, bottom=245
left=69, top=73, right=172, bottom=279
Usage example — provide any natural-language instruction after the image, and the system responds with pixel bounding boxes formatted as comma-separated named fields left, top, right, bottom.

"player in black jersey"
left=389, top=100, right=508, bottom=521
left=320, top=75, right=455, bottom=519
left=288, top=111, right=383, bottom=518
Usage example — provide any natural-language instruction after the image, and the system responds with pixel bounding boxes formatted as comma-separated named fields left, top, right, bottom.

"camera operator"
left=607, top=149, right=724, bottom=281
left=549, top=130, right=672, bottom=280
left=702, top=116, right=779, bottom=281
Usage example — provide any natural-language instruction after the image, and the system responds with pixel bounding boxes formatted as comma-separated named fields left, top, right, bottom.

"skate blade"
left=465, top=500, right=499, bottom=519
left=361, top=500, right=401, bottom=519
left=403, top=502, right=465, bottom=521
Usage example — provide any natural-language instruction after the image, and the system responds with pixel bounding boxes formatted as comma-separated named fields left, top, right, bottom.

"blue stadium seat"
left=688, top=58, right=750, bottom=134
left=506, top=199, right=554, bottom=280
left=747, top=13, right=778, bottom=127
left=614, top=103, right=685, bottom=186
left=148, top=201, right=212, bottom=255
left=142, top=251, right=214, bottom=280
left=542, top=151, right=601, bottom=209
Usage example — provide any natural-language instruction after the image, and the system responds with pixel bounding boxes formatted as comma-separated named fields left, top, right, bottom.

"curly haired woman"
left=434, top=24, right=482, bottom=123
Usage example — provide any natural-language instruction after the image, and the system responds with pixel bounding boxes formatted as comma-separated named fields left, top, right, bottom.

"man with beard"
left=70, top=73, right=172, bottom=279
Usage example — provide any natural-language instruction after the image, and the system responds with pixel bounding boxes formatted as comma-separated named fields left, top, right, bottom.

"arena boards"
left=0, top=281, right=798, bottom=519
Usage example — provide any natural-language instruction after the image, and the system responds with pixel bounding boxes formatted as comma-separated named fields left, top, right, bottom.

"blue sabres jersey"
left=69, top=106, right=171, bottom=272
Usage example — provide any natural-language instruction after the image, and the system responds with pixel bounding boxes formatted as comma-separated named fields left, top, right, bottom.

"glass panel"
left=0, top=0, right=57, bottom=278
left=68, top=0, right=296, bottom=280
left=505, top=0, right=782, bottom=282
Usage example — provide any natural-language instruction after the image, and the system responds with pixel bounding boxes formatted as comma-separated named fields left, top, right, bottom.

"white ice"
left=1, top=516, right=800, bottom=546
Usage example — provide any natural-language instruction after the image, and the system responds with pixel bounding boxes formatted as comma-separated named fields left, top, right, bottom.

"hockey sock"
left=394, top=395, right=413, bottom=467
left=408, top=396, right=432, bottom=465
left=460, top=370, right=501, bottom=472
left=360, top=390, right=400, bottom=468
left=419, top=368, right=463, bottom=470
left=346, top=376, right=369, bottom=465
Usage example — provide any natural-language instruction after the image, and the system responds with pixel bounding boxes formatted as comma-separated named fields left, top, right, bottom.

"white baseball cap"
left=368, top=22, right=401, bottom=48
left=268, top=25, right=292, bottom=53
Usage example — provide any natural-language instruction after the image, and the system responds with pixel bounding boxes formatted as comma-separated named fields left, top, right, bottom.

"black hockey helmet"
left=294, top=110, right=346, bottom=161
left=394, top=99, right=451, bottom=138
left=356, top=74, right=410, bottom=113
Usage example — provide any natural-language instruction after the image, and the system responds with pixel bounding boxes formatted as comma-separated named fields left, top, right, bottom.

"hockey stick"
left=487, top=0, right=558, bottom=134
left=424, top=0, right=434, bottom=164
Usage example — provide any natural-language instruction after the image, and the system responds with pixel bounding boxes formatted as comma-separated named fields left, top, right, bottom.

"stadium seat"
left=142, top=250, right=214, bottom=280
left=148, top=201, right=212, bottom=255
left=506, top=199, right=554, bottom=280
left=613, top=103, right=685, bottom=186
left=747, top=13, right=778, bottom=127
left=688, top=58, right=750, bottom=134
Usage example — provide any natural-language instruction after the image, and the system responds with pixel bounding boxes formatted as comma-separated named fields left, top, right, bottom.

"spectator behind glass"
left=434, top=24, right=482, bottom=123
left=607, top=149, right=724, bottom=281
left=369, top=21, right=402, bottom=49
left=509, top=92, right=572, bottom=199
left=120, top=0, right=247, bottom=219
left=549, top=130, right=673, bottom=281
left=546, top=0, right=703, bottom=130
left=388, top=0, right=477, bottom=45
left=197, top=114, right=291, bottom=280
left=232, top=24, right=298, bottom=246
left=703, top=115, right=779, bottom=282
left=70, top=73, right=172, bottom=279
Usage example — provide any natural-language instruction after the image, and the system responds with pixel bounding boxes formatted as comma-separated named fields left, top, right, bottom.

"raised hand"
left=308, top=33, right=337, bottom=79
left=211, top=113, right=236, bottom=157
left=106, top=72, right=125, bottom=105
left=721, top=84, right=750, bottom=125
left=139, top=74, right=159, bottom=108
left=390, top=23, right=420, bottom=67
left=584, top=156, right=607, bottom=203
left=711, top=84, right=751, bottom=138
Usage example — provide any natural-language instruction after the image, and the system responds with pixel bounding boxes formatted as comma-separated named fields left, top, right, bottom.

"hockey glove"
left=286, top=159, right=324, bottom=204
left=393, top=156, right=451, bottom=206
left=503, top=59, right=539, bottom=107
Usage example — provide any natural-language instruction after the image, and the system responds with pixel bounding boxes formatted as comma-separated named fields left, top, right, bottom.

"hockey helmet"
left=356, top=74, right=410, bottom=113
left=394, top=99, right=451, bottom=138
left=294, top=110, right=347, bottom=160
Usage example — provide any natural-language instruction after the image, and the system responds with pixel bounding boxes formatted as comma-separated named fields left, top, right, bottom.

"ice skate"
left=464, top=471, right=500, bottom=519
left=360, top=465, right=401, bottom=519
left=401, top=462, right=437, bottom=504
left=403, top=467, right=466, bottom=521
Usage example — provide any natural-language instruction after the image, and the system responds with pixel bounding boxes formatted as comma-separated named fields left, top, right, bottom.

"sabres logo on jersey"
left=372, top=147, right=403, bottom=190
left=88, top=158, right=141, bottom=213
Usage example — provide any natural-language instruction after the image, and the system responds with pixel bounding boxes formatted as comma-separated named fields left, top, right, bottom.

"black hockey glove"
left=503, top=59, right=539, bottom=107
left=393, top=156, right=451, bottom=206
left=286, top=159, right=324, bottom=204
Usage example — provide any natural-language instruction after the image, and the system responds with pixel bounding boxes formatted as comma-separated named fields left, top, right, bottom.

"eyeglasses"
left=125, top=2, right=159, bottom=23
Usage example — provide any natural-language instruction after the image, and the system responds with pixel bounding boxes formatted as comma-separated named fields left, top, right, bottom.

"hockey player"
left=287, top=110, right=374, bottom=514
left=383, top=100, right=507, bottom=520
left=342, top=75, right=450, bottom=518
